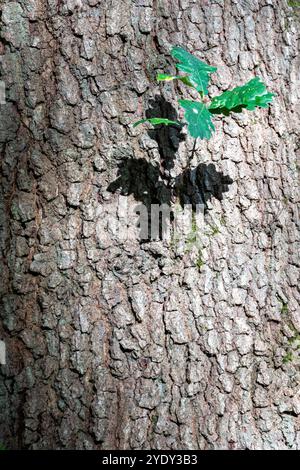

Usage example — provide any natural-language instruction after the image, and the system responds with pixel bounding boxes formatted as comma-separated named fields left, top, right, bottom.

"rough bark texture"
left=0, top=0, right=300, bottom=450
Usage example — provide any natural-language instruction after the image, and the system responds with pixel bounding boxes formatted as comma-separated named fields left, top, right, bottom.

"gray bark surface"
left=0, top=0, right=299, bottom=450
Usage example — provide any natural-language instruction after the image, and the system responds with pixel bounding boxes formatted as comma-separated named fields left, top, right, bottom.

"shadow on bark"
left=107, top=96, right=233, bottom=239
left=145, top=95, right=185, bottom=175
left=107, top=159, right=233, bottom=240
left=107, top=159, right=233, bottom=211
left=175, top=163, right=234, bottom=211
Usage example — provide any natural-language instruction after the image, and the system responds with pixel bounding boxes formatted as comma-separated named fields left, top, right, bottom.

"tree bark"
left=0, top=0, right=300, bottom=450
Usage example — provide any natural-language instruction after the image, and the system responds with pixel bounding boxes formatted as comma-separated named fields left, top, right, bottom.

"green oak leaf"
left=171, top=46, right=217, bottom=95
left=178, top=100, right=215, bottom=140
left=132, top=117, right=181, bottom=127
left=209, top=77, right=275, bottom=115
left=157, top=73, right=196, bottom=88
left=156, top=74, right=178, bottom=82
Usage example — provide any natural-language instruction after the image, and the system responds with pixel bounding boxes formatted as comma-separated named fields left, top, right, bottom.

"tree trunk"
left=1, top=0, right=300, bottom=450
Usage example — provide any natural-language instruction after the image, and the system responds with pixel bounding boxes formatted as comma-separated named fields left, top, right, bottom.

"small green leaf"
left=132, top=117, right=181, bottom=128
left=178, top=75, right=197, bottom=88
left=157, top=73, right=196, bottom=88
left=171, top=46, right=217, bottom=95
left=178, top=100, right=215, bottom=140
left=156, top=74, right=178, bottom=82
left=209, top=77, right=275, bottom=115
